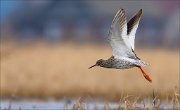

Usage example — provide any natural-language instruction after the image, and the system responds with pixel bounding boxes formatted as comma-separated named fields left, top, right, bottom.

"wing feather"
left=127, top=9, right=142, bottom=50
left=108, top=9, right=136, bottom=59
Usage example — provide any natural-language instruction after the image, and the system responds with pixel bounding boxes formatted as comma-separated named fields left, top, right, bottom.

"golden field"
left=0, top=42, right=179, bottom=101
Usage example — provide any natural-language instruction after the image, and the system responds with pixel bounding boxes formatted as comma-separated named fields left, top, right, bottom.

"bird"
left=89, top=9, right=152, bottom=82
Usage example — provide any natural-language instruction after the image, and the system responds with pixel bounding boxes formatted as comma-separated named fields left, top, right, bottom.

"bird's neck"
left=100, top=59, right=112, bottom=68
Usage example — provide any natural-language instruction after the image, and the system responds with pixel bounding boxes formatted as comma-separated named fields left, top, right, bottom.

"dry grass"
left=0, top=42, right=179, bottom=101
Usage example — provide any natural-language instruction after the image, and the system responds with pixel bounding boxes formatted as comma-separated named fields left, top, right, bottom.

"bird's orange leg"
left=136, top=66, right=152, bottom=83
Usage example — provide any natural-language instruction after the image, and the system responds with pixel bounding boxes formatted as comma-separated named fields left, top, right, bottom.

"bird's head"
left=88, top=59, right=104, bottom=69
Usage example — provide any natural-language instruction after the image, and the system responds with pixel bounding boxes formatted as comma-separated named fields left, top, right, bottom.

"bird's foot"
left=137, top=66, right=152, bottom=83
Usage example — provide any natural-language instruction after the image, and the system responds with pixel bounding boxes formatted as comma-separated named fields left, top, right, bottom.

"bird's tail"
left=135, top=60, right=149, bottom=67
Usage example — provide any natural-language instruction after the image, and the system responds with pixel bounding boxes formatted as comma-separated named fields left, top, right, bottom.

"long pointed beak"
left=88, top=64, right=96, bottom=69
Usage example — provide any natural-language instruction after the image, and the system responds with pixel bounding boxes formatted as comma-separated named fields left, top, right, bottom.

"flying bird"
left=89, top=9, right=152, bottom=82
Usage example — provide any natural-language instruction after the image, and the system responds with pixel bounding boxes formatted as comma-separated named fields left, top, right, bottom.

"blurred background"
left=1, top=0, right=179, bottom=47
left=0, top=0, right=179, bottom=106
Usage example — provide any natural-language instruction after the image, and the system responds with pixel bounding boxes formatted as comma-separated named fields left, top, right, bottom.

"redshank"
left=89, top=9, right=152, bottom=82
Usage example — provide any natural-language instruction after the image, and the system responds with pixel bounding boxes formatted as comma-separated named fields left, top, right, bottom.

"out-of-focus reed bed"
left=1, top=42, right=179, bottom=101
left=2, top=95, right=180, bottom=110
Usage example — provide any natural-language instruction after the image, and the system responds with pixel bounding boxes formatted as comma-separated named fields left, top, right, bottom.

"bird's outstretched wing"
left=108, top=9, right=136, bottom=59
left=127, top=9, right=142, bottom=50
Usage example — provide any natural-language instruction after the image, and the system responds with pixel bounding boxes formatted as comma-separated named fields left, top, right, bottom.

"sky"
left=0, top=0, right=19, bottom=23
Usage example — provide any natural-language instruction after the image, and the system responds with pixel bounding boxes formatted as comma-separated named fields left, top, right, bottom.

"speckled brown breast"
left=99, top=56, right=136, bottom=69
